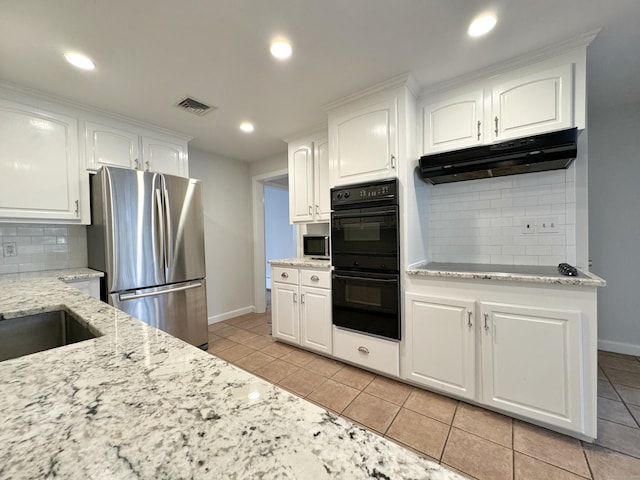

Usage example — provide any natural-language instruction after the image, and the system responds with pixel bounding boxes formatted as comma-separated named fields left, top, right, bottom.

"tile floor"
left=207, top=309, right=640, bottom=480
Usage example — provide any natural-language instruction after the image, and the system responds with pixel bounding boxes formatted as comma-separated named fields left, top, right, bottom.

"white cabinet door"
left=330, top=96, right=397, bottom=186
left=288, top=141, right=314, bottom=223
left=141, top=136, right=188, bottom=177
left=300, top=285, right=332, bottom=354
left=85, top=121, right=140, bottom=171
left=421, top=89, right=484, bottom=155
left=491, top=64, right=573, bottom=141
left=0, top=99, right=81, bottom=222
left=480, top=301, right=584, bottom=431
left=313, top=136, right=330, bottom=221
left=404, top=293, right=476, bottom=400
left=272, top=282, right=300, bottom=344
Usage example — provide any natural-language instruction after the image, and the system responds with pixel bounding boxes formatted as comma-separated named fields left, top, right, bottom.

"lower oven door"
left=332, top=270, right=400, bottom=340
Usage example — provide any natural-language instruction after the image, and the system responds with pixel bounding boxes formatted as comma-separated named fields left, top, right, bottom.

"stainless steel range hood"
left=418, top=128, right=578, bottom=185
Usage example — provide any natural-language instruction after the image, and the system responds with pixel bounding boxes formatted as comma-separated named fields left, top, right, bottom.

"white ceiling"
left=2, top=0, right=639, bottom=162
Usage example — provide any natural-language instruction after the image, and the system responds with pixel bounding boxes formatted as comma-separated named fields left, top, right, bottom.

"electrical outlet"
left=521, top=218, right=536, bottom=234
left=539, top=216, right=559, bottom=233
left=3, top=242, right=17, bottom=257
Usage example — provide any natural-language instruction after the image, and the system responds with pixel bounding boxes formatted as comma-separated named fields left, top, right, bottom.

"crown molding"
left=322, top=72, right=415, bottom=112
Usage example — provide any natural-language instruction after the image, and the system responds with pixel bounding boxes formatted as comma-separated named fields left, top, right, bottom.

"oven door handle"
left=331, top=209, right=397, bottom=219
left=332, top=273, right=398, bottom=283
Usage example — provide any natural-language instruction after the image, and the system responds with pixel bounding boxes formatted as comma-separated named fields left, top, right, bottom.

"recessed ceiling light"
left=64, top=52, right=95, bottom=70
left=468, top=14, right=497, bottom=37
left=270, top=40, right=292, bottom=60
left=240, top=122, right=255, bottom=133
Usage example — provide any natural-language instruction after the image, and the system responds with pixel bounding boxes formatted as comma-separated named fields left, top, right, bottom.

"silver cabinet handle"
left=293, top=293, right=297, bottom=303
left=134, top=158, right=139, bottom=169
left=301, top=293, right=305, bottom=304
left=467, top=311, right=473, bottom=327
left=390, top=154, right=396, bottom=169
left=315, top=205, right=320, bottom=215
left=494, top=116, right=499, bottom=136
left=74, top=200, right=79, bottom=217
left=145, top=160, right=150, bottom=171
left=484, top=313, right=489, bottom=331
left=310, top=275, right=319, bottom=282
left=308, top=205, right=312, bottom=215
left=477, top=121, right=481, bottom=140
left=357, top=346, right=369, bottom=355
left=281, top=272, right=289, bottom=279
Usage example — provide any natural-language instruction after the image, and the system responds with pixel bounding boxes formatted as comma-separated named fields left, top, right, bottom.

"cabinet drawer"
left=271, top=266, right=299, bottom=285
left=300, top=269, right=331, bottom=289
left=332, top=327, right=399, bottom=376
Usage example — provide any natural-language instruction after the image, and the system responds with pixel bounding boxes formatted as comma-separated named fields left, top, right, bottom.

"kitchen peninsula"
left=0, top=276, right=463, bottom=479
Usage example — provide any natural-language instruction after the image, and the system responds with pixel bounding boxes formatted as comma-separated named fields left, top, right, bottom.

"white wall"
left=189, top=148, right=254, bottom=323
left=249, top=152, right=287, bottom=177
left=588, top=103, right=640, bottom=355
left=264, top=184, right=296, bottom=286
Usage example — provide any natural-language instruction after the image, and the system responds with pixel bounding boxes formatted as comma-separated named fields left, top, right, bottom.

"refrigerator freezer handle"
left=119, top=281, right=203, bottom=301
left=163, top=187, right=173, bottom=273
left=155, top=188, right=166, bottom=270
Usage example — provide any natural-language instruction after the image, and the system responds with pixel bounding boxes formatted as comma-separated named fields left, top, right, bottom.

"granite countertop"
left=0, top=277, right=462, bottom=480
left=0, top=267, right=104, bottom=282
left=269, top=257, right=332, bottom=269
left=407, top=262, right=606, bottom=287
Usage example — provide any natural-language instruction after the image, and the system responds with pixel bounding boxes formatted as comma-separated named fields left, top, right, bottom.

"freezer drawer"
left=110, top=279, right=208, bottom=349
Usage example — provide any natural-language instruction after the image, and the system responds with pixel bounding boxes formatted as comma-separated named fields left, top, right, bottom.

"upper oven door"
left=331, top=204, right=399, bottom=271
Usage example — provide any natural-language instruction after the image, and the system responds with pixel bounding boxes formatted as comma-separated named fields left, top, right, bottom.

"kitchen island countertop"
left=0, top=276, right=462, bottom=480
left=407, top=261, right=605, bottom=287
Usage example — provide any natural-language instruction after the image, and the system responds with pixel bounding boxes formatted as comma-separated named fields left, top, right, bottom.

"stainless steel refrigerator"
left=87, top=166, right=208, bottom=349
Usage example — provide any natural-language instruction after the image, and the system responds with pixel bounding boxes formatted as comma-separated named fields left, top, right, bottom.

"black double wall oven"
left=331, top=178, right=400, bottom=340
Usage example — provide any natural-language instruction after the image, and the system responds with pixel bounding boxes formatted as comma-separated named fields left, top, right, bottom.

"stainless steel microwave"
left=303, top=234, right=330, bottom=259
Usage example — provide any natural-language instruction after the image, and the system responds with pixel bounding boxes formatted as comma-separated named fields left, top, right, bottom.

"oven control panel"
left=331, top=178, right=398, bottom=209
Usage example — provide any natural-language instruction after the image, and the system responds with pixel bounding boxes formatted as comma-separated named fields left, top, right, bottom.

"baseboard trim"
left=598, top=339, right=640, bottom=357
left=208, top=306, right=255, bottom=325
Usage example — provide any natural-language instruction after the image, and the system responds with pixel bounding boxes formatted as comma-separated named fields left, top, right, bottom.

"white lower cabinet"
left=332, top=327, right=399, bottom=376
left=404, top=293, right=475, bottom=399
left=480, top=302, right=583, bottom=429
left=271, top=266, right=332, bottom=354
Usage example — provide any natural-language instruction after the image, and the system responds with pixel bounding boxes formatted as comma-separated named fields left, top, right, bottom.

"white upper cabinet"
left=421, top=88, right=484, bottom=153
left=287, top=131, right=329, bottom=224
left=491, top=63, right=573, bottom=141
left=141, top=136, right=188, bottom=177
left=329, top=96, right=397, bottom=186
left=85, top=121, right=140, bottom=170
left=0, top=98, right=83, bottom=223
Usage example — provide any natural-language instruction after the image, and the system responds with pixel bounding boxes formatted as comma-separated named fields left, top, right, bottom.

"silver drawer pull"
left=281, top=272, right=288, bottom=279
left=310, top=275, right=319, bottom=281
left=357, top=346, right=369, bottom=355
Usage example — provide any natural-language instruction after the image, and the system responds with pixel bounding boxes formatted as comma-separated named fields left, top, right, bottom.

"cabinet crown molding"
left=323, top=72, right=417, bottom=112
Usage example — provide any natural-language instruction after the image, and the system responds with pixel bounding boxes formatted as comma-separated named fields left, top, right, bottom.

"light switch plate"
left=539, top=216, right=559, bottom=233
left=3, top=242, right=17, bottom=257
left=521, top=218, right=537, bottom=234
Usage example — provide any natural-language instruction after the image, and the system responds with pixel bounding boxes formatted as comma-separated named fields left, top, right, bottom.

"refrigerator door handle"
left=119, top=281, right=203, bottom=301
left=163, top=187, right=173, bottom=274
left=155, top=188, right=166, bottom=270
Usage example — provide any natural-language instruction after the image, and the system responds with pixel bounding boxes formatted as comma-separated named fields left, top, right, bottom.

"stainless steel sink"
left=0, top=310, right=99, bottom=362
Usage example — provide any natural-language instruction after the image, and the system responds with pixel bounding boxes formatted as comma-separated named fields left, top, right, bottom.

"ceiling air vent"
left=175, top=96, right=216, bottom=116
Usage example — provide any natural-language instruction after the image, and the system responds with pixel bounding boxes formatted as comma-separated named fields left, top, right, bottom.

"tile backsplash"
left=0, top=224, right=87, bottom=274
left=427, top=169, right=576, bottom=266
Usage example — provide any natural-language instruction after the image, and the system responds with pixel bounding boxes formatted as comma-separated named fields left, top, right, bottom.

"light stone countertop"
left=269, top=257, right=332, bottom=269
left=407, top=262, right=606, bottom=287
left=0, top=276, right=463, bottom=480
left=0, top=267, right=104, bottom=283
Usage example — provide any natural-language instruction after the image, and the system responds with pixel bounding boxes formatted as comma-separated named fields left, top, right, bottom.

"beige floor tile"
left=514, top=452, right=589, bottom=480
left=214, top=324, right=244, bottom=339
left=364, top=375, right=412, bottom=405
left=453, top=402, right=512, bottom=448
left=597, top=396, right=638, bottom=428
left=234, top=351, right=276, bottom=373
left=304, top=356, right=344, bottom=378
left=598, top=354, right=640, bottom=373
left=403, top=388, right=458, bottom=425
left=278, top=368, right=325, bottom=397
left=513, top=421, right=590, bottom=478
left=343, top=392, right=400, bottom=434
left=253, top=359, right=300, bottom=384
left=206, top=336, right=237, bottom=354
left=331, top=365, right=375, bottom=390
left=208, top=321, right=230, bottom=333
left=595, top=418, right=640, bottom=458
left=226, top=329, right=258, bottom=344
left=386, top=408, right=450, bottom=459
left=260, top=341, right=295, bottom=358
left=214, top=343, right=256, bottom=362
left=597, top=379, right=620, bottom=401
left=442, top=427, right=513, bottom=480
left=603, top=368, right=640, bottom=389
left=222, top=314, right=253, bottom=326
left=248, top=323, right=272, bottom=335
left=280, top=349, right=319, bottom=367
left=240, top=334, right=274, bottom=350
left=235, top=317, right=269, bottom=330
left=583, top=443, right=640, bottom=480
left=614, top=384, right=640, bottom=407
left=306, top=379, right=359, bottom=414
left=628, top=404, right=640, bottom=426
